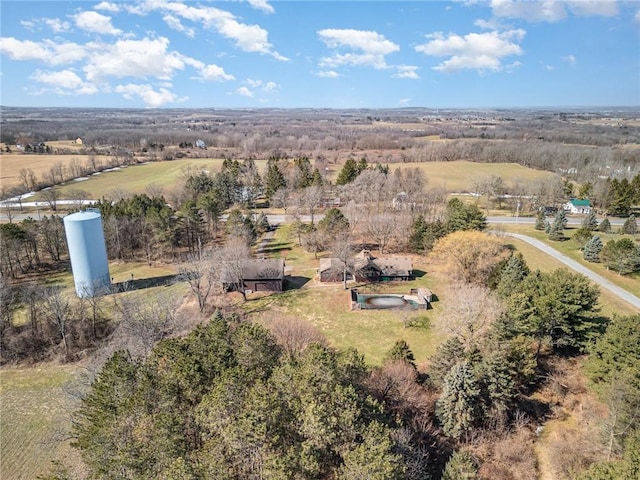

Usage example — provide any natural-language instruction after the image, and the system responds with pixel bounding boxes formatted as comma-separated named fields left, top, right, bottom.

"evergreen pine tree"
left=384, top=340, right=416, bottom=368
left=496, top=253, right=530, bottom=298
left=544, top=220, right=551, bottom=234
left=548, top=221, right=565, bottom=241
left=442, top=450, right=478, bottom=480
left=583, top=235, right=603, bottom=263
left=265, top=158, right=287, bottom=199
left=429, top=337, right=465, bottom=388
left=622, top=214, right=638, bottom=235
left=534, top=210, right=546, bottom=230
left=598, top=218, right=612, bottom=233
left=582, top=210, right=599, bottom=230
left=555, top=209, right=568, bottom=229
left=336, top=158, right=360, bottom=185
left=436, top=362, right=483, bottom=440
left=409, top=215, right=428, bottom=252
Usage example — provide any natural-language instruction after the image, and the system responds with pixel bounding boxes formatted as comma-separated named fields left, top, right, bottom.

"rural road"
left=498, top=231, right=640, bottom=311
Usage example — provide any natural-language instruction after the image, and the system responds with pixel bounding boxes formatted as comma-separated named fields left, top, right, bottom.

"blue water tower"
left=63, top=209, right=111, bottom=297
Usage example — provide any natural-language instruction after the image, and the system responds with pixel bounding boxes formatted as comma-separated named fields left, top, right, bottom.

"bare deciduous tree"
left=115, top=291, right=179, bottom=357
left=331, top=232, right=355, bottom=290
left=179, top=248, right=221, bottom=312
left=41, top=187, right=60, bottom=212
left=264, top=314, right=327, bottom=356
left=44, top=287, right=72, bottom=358
left=365, top=211, right=398, bottom=254
left=439, top=283, right=503, bottom=349
left=219, top=237, right=252, bottom=301
left=303, top=185, right=324, bottom=225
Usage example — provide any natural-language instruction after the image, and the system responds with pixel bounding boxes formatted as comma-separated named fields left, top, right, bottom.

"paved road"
left=498, top=231, right=640, bottom=311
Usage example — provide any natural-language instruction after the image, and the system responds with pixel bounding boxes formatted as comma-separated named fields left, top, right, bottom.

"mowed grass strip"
left=0, top=364, right=81, bottom=480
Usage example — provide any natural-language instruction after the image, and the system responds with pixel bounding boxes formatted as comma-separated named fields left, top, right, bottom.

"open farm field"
left=388, top=160, right=559, bottom=191
left=323, top=160, right=559, bottom=192
left=0, top=154, right=102, bottom=190
left=50, top=158, right=235, bottom=199
left=0, top=364, right=84, bottom=480
left=41, top=158, right=560, bottom=201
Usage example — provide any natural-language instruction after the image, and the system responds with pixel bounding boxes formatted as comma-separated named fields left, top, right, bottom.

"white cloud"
left=94, top=2, right=121, bottom=13
left=489, top=0, right=618, bottom=22
left=242, top=78, right=278, bottom=91
left=114, top=83, right=178, bottom=107
left=236, top=86, right=254, bottom=97
left=30, top=69, right=97, bottom=95
left=318, top=29, right=399, bottom=69
left=247, top=0, right=275, bottom=14
left=568, top=0, right=618, bottom=17
left=246, top=78, right=263, bottom=88
left=546, top=64, right=554, bottom=71
left=74, top=11, right=122, bottom=35
left=196, top=64, right=235, bottom=82
left=143, top=1, right=287, bottom=60
left=20, top=18, right=70, bottom=33
left=416, top=29, right=525, bottom=72
left=490, top=0, right=567, bottom=22
left=44, top=18, right=71, bottom=33
left=393, top=65, right=419, bottom=79
left=635, top=10, right=640, bottom=24
left=399, top=98, right=411, bottom=105
left=0, top=37, right=87, bottom=65
left=316, top=70, right=340, bottom=78
left=163, top=14, right=196, bottom=37
left=83, top=37, right=184, bottom=82
left=562, top=54, right=577, bottom=66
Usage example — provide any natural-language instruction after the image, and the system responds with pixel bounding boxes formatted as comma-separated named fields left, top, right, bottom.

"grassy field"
left=11, top=156, right=560, bottom=202
left=0, top=364, right=84, bottom=480
left=0, top=154, right=100, bottom=190
left=46, top=158, right=244, bottom=200
left=386, top=160, right=558, bottom=192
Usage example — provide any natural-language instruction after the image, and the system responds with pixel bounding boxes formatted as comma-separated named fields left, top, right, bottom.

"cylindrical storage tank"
left=63, top=209, right=111, bottom=298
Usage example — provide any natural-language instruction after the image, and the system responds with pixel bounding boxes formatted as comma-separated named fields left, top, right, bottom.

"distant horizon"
left=2, top=104, right=639, bottom=112
left=1, top=1, right=639, bottom=109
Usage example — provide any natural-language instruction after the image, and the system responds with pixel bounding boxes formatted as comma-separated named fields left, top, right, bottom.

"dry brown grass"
left=534, top=357, right=609, bottom=480
left=0, top=363, right=87, bottom=480
left=0, top=153, right=100, bottom=189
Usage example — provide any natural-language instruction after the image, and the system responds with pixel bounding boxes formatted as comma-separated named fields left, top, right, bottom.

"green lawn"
left=0, top=364, right=84, bottom=480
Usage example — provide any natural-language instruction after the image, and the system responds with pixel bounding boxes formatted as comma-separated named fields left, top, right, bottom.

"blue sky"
left=1, top=0, right=638, bottom=108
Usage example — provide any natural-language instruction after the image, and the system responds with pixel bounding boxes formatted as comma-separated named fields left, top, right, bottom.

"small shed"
left=237, top=258, right=285, bottom=292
